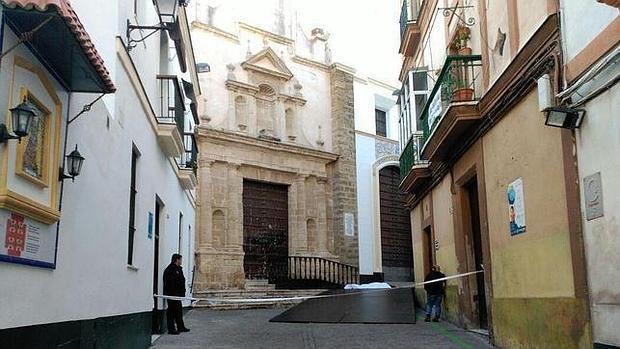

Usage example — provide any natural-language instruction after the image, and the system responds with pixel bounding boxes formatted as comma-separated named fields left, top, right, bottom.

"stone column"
left=294, top=174, right=308, bottom=253
left=227, top=91, right=236, bottom=130
left=197, top=158, right=214, bottom=248
left=227, top=161, right=244, bottom=250
left=317, top=177, right=329, bottom=254
left=329, top=64, right=358, bottom=266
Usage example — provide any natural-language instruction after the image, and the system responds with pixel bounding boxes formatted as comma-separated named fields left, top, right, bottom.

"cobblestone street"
left=152, top=309, right=493, bottom=349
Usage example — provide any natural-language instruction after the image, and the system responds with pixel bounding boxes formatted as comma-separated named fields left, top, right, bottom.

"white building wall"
left=560, top=0, right=617, bottom=62
left=353, top=78, right=399, bottom=277
left=575, top=83, right=620, bottom=347
left=0, top=0, right=197, bottom=331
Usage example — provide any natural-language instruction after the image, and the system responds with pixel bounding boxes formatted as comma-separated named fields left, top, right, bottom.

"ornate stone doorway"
left=242, top=180, right=289, bottom=284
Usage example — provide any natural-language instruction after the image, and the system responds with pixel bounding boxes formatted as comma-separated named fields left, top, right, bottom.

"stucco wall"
left=576, top=83, right=620, bottom=347
left=0, top=1, right=196, bottom=330
left=482, top=90, right=590, bottom=348
left=560, top=0, right=618, bottom=62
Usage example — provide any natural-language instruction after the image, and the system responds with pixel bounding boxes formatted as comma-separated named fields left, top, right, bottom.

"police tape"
left=154, top=269, right=483, bottom=304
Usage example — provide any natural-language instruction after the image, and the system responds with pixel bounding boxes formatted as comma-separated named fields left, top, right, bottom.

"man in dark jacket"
left=424, top=265, right=446, bottom=322
left=163, top=254, right=190, bottom=335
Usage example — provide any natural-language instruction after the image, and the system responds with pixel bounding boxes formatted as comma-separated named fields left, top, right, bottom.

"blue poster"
left=508, top=178, right=526, bottom=236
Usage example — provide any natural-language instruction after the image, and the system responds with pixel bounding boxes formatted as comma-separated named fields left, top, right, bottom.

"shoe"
left=432, top=317, right=440, bottom=322
left=168, top=330, right=180, bottom=335
left=424, top=316, right=431, bottom=322
left=179, top=328, right=190, bottom=332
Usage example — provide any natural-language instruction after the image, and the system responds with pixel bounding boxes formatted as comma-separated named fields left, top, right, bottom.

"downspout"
left=53, top=92, right=71, bottom=267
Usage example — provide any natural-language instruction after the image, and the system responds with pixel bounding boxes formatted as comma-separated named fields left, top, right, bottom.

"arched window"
left=235, top=95, right=248, bottom=131
left=212, top=210, right=226, bottom=248
left=285, top=108, right=295, bottom=141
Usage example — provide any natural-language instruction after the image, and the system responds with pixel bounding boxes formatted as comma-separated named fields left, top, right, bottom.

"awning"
left=167, top=19, right=187, bottom=74
left=1, top=0, right=115, bottom=93
left=182, top=79, right=199, bottom=124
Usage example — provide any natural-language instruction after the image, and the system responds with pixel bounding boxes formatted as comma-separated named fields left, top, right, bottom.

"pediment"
left=241, top=47, right=293, bottom=81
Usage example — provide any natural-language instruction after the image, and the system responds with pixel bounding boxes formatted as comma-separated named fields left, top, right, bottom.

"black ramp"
left=270, top=287, right=417, bottom=324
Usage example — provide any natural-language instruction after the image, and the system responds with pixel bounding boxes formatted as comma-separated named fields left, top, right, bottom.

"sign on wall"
left=507, top=178, right=526, bottom=236
left=344, top=212, right=355, bottom=237
left=584, top=172, right=604, bottom=221
left=0, top=209, right=57, bottom=268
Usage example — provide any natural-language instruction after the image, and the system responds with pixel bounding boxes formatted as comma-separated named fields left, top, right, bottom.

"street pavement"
left=151, top=308, right=494, bottom=349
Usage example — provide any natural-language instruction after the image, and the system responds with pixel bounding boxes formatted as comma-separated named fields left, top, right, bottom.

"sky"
left=199, top=0, right=402, bottom=86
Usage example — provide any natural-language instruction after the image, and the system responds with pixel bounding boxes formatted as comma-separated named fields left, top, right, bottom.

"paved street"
left=151, top=308, right=493, bottom=349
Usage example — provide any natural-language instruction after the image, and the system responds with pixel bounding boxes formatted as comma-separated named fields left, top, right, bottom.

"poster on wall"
left=507, top=177, right=526, bottom=236
left=0, top=209, right=57, bottom=268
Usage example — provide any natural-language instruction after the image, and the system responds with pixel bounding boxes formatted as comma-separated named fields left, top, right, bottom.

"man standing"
left=424, top=265, right=446, bottom=322
left=163, top=253, right=190, bottom=335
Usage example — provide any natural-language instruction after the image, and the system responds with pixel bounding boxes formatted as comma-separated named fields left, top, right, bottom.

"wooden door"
left=242, top=180, right=289, bottom=283
left=379, top=166, right=413, bottom=281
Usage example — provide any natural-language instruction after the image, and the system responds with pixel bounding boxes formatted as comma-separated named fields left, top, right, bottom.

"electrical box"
left=537, top=74, right=552, bottom=111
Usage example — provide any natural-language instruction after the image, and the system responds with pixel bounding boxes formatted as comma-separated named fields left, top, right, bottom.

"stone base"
left=195, top=249, right=245, bottom=290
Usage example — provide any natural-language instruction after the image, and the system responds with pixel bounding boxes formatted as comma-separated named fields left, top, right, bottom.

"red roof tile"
left=2, top=0, right=116, bottom=92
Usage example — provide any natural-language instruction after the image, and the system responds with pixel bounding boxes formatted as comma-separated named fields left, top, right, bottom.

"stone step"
left=193, top=289, right=328, bottom=310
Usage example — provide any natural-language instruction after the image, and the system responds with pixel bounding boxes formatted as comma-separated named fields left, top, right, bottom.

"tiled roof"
left=2, top=0, right=116, bottom=92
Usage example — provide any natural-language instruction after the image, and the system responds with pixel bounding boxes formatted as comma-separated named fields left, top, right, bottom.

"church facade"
left=190, top=15, right=360, bottom=289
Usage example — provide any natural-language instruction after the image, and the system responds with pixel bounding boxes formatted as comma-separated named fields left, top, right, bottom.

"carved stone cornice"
left=225, top=80, right=259, bottom=95
left=278, top=93, right=307, bottom=106
left=197, top=127, right=339, bottom=163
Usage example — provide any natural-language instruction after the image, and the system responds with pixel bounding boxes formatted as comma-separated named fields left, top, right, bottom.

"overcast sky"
left=202, top=0, right=402, bottom=86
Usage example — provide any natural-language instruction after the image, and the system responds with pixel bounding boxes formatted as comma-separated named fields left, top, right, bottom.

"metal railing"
left=157, top=75, right=185, bottom=136
left=178, top=132, right=198, bottom=174
left=420, top=55, right=483, bottom=145
left=288, top=256, right=359, bottom=287
left=400, top=0, right=421, bottom=41
left=399, top=133, right=428, bottom=180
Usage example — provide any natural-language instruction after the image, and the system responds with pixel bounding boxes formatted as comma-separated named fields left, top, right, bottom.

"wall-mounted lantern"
left=126, top=0, right=185, bottom=51
left=0, top=100, right=38, bottom=144
left=60, top=145, right=85, bottom=182
left=154, top=0, right=181, bottom=25
left=543, top=106, right=586, bottom=129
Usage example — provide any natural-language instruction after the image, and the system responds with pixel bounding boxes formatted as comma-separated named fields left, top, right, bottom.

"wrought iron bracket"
left=126, top=19, right=169, bottom=52
left=438, top=5, right=476, bottom=27
left=0, top=124, right=20, bottom=144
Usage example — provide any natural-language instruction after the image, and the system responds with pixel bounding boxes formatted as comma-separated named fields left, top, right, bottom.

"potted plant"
left=452, top=77, right=474, bottom=102
left=455, top=26, right=472, bottom=56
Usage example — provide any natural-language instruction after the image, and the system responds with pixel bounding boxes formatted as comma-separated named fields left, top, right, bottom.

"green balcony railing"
left=400, top=0, right=420, bottom=41
left=420, top=55, right=483, bottom=145
left=157, top=75, right=186, bottom=136
left=399, top=133, right=427, bottom=180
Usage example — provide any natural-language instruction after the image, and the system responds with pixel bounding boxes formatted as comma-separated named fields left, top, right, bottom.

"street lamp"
left=543, top=106, right=586, bottom=129
left=154, top=0, right=180, bottom=26
left=126, top=0, right=185, bottom=51
left=60, top=145, right=85, bottom=182
left=0, top=100, right=38, bottom=143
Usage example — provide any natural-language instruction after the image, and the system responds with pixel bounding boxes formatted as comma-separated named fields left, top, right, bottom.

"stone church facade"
left=190, top=15, right=359, bottom=290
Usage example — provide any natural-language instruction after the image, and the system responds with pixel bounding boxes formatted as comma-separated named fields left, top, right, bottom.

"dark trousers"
left=425, top=294, right=443, bottom=318
left=166, top=299, right=186, bottom=331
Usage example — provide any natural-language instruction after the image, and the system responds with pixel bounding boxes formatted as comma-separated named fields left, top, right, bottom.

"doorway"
left=242, top=180, right=289, bottom=285
left=422, top=227, right=434, bottom=277
left=464, top=179, right=488, bottom=329
left=152, top=198, right=163, bottom=334
left=379, top=166, right=413, bottom=281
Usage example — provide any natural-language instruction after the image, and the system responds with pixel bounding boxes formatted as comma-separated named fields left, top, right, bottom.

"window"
left=398, top=69, right=430, bottom=149
left=375, top=109, right=387, bottom=137
left=127, top=147, right=140, bottom=265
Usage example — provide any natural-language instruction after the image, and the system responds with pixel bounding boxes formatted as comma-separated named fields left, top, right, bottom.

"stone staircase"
left=193, top=279, right=327, bottom=311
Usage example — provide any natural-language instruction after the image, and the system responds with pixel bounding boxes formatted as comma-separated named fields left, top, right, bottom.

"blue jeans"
left=425, top=294, right=443, bottom=318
